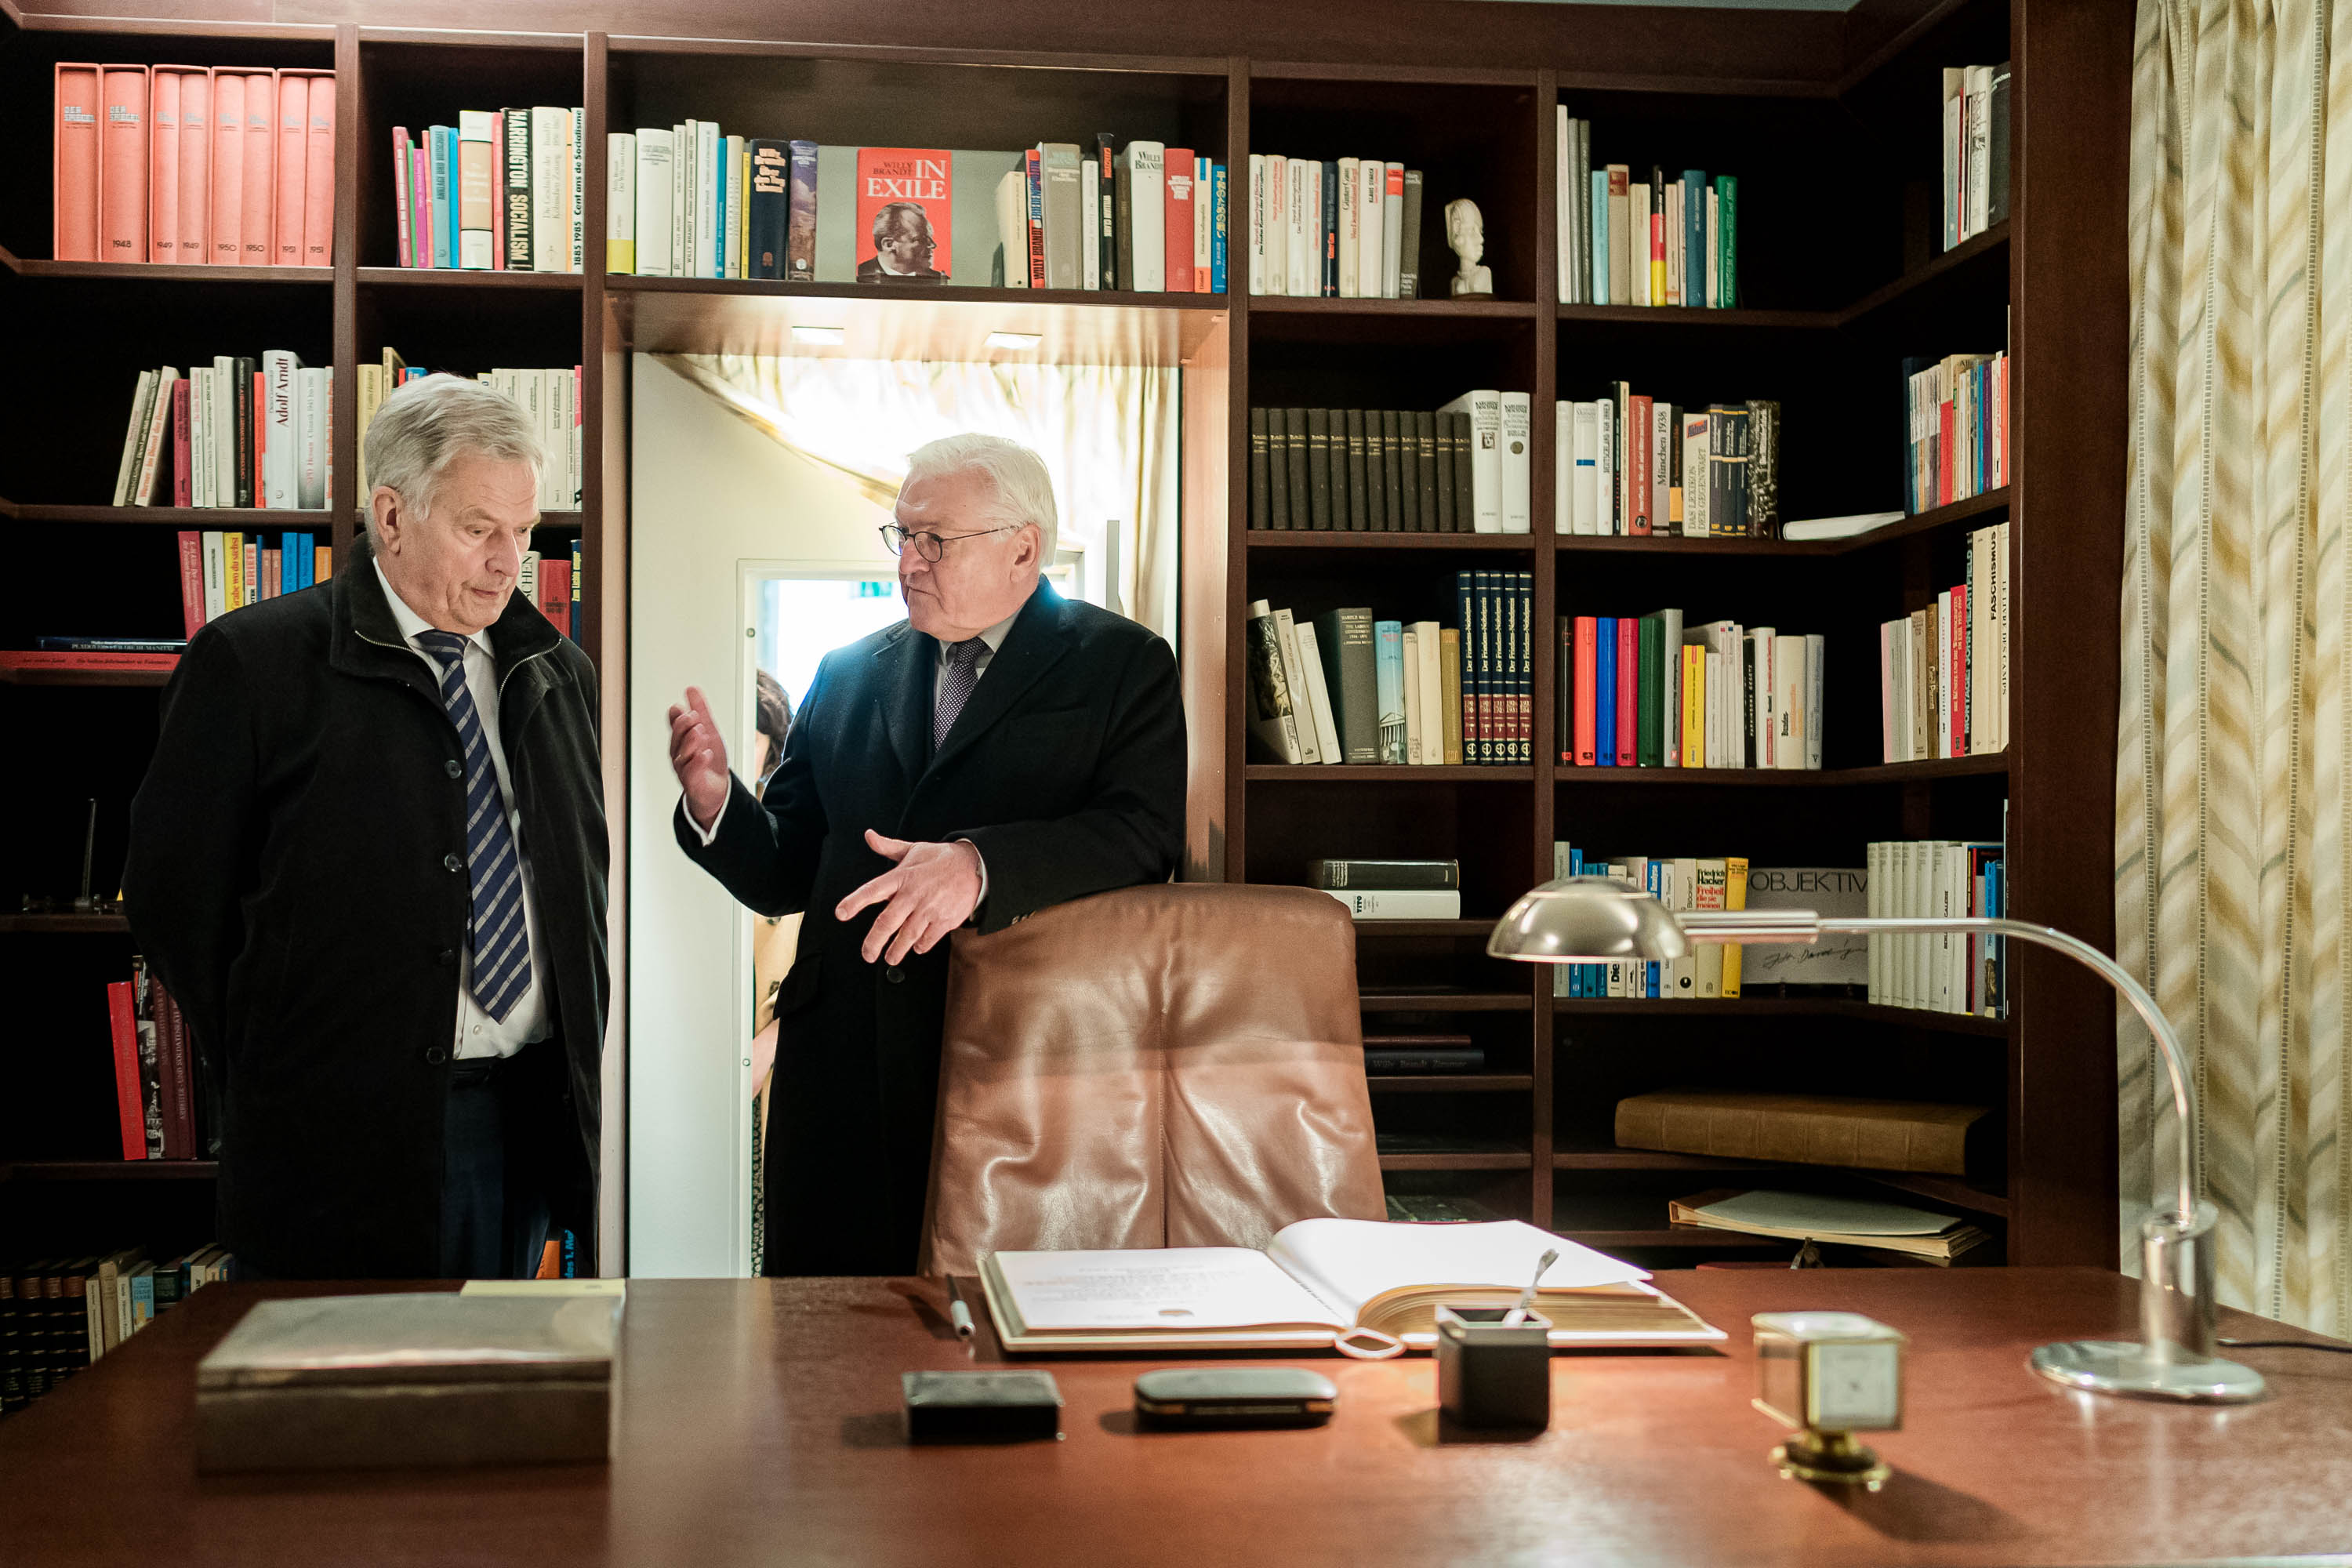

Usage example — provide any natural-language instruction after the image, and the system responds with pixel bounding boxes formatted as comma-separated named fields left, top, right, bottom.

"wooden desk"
left=3, top=1269, right=2350, bottom=1566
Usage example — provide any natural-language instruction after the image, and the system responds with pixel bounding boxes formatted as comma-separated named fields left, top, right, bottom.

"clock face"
left=1809, top=1342, right=1900, bottom=1429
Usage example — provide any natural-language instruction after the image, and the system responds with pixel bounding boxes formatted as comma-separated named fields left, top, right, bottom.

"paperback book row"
left=1557, top=392, right=1778, bottom=538
left=1905, top=350, right=2008, bottom=514
left=1867, top=837, right=2006, bottom=1016
left=1248, top=393, right=1533, bottom=534
left=1942, top=63, right=2013, bottom=250
left=53, top=63, right=336, bottom=266
left=1552, top=844, right=1751, bottom=1000
left=108, top=355, right=332, bottom=510
left=1308, top=856, right=1465, bottom=920
left=175, top=528, right=330, bottom=634
left=1244, top=154, right=1425, bottom=299
left=389, top=108, right=586, bottom=271
left=1881, top=521, right=2009, bottom=762
left=1247, top=572, right=1535, bottom=768
left=1558, top=612, right=1824, bottom=771
left=1554, top=113, right=1740, bottom=309
left=0, top=1247, right=232, bottom=1417
left=608, top=133, right=1227, bottom=292
left=356, top=351, right=584, bottom=511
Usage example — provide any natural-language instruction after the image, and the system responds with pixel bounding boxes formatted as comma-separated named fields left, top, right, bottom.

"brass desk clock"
left=1751, top=1312, right=1907, bottom=1490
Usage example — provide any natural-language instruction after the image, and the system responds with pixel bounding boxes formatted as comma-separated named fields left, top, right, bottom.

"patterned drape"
left=2122, top=0, right=2352, bottom=1331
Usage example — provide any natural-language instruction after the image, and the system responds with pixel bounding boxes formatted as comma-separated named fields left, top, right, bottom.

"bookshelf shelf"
left=1368, top=1075, right=1535, bottom=1094
left=1548, top=753, right=2009, bottom=788
left=1552, top=1149, right=1777, bottom=1171
left=1254, top=296, right=1537, bottom=321
left=1244, top=532, right=1535, bottom=553
left=0, top=666, right=171, bottom=688
left=0, top=915, right=130, bottom=934
left=1378, top=1152, right=1534, bottom=1171
left=1548, top=1146, right=2013, bottom=1221
left=1554, top=1227, right=1782, bottom=1250
left=1360, top=992, right=1532, bottom=1012
left=1548, top=488, right=2009, bottom=557
left=1247, top=765, right=1534, bottom=782
left=1554, top=303, right=1839, bottom=332
left=0, top=1161, right=218, bottom=1183
left=1841, top=220, right=2010, bottom=328
left=0, top=254, right=332, bottom=288
left=1352, top=920, right=1497, bottom=938
left=1551, top=996, right=2010, bottom=1037
left=0, top=505, right=325, bottom=528
left=358, top=267, right=587, bottom=291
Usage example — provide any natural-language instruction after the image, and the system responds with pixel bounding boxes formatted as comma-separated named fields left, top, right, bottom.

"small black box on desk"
left=902, top=1370, right=1063, bottom=1442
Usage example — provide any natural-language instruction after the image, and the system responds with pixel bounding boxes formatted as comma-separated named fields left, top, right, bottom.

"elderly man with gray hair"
left=668, top=432, right=1185, bottom=1275
left=125, top=373, right=608, bottom=1281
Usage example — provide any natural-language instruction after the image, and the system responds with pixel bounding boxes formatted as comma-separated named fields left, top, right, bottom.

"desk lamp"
left=1486, top=877, right=2263, bottom=1404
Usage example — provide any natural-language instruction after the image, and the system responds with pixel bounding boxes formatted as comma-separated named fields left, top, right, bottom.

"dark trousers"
left=440, top=1051, right=554, bottom=1279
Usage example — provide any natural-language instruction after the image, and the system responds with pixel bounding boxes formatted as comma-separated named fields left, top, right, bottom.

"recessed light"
left=985, top=331, right=1043, bottom=350
left=791, top=325, right=845, bottom=345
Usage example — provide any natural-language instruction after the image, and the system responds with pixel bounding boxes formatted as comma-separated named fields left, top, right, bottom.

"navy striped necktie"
left=416, top=630, right=532, bottom=1022
left=934, top=637, right=986, bottom=750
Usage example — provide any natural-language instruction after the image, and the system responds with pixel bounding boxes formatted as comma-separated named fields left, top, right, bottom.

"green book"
left=1636, top=612, right=1665, bottom=767
left=1715, top=174, right=1737, bottom=310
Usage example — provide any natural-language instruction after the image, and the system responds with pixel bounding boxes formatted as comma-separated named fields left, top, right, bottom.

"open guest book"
left=978, top=1218, right=1725, bottom=1354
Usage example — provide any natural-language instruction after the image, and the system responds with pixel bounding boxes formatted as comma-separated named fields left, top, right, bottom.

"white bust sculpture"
left=1446, top=198, right=1494, bottom=297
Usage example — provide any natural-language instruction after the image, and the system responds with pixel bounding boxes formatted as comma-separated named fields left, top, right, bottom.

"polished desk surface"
left=4, top=1269, right=2351, bottom=1567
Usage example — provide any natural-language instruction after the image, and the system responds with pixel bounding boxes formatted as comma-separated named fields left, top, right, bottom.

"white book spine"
left=1336, top=155, right=1359, bottom=298
left=1401, top=629, right=1423, bottom=764
left=1498, top=392, right=1531, bottom=533
left=1776, top=630, right=1806, bottom=771
left=569, top=107, right=585, bottom=273
left=1629, top=181, right=1650, bottom=307
left=1262, top=154, right=1285, bottom=296
left=1650, top=400, right=1671, bottom=536
left=1357, top=158, right=1383, bottom=300
left=1319, top=888, right=1464, bottom=920
left=670, top=123, right=688, bottom=280
left=607, top=132, right=635, bottom=272
left=1127, top=141, right=1166, bottom=292
left=113, top=370, right=158, bottom=507
left=211, top=356, right=235, bottom=510
left=1080, top=172, right=1101, bottom=290
left=262, top=350, right=299, bottom=509
left=530, top=107, right=567, bottom=271
left=1556, top=107, right=1571, bottom=303
left=1661, top=607, right=1683, bottom=768
left=134, top=366, right=178, bottom=505
left=1439, top=390, right=1505, bottom=533
left=1414, top=619, right=1443, bottom=766
left=1594, top=398, right=1614, bottom=535
left=1272, top=608, right=1321, bottom=764
left=296, top=366, right=327, bottom=509
left=695, top=120, right=719, bottom=280
left=1555, top=401, right=1572, bottom=536
left=1381, top=162, right=1403, bottom=298
left=1247, top=154, right=1265, bottom=295
left=203, top=530, right=225, bottom=620
left=1194, top=155, right=1211, bottom=292
left=1806, top=633, right=1825, bottom=770
left=1573, top=402, right=1600, bottom=535
left=1284, top=157, right=1306, bottom=296
left=1292, top=620, right=1343, bottom=768
left=723, top=132, right=745, bottom=280
left=1867, top=840, right=1883, bottom=1004
left=633, top=129, right=673, bottom=276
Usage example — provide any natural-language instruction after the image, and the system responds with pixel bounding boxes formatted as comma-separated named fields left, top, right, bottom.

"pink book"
left=392, top=127, right=413, bottom=266
left=275, top=72, right=307, bottom=263
left=171, top=378, right=194, bottom=506
left=149, top=70, right=180, bottom=263
left=1950, top=583, right=1968, bottom=757
left=176, top=70, right=209, bottom=263
left=1163, top=146, right=1194, bottom=294
left=54, top=64, right=102, bottom=261
left=100, top=66, right=151, bottom=263
left=490, top=115, right=505, bottom=269
left=303, top=74, right=335, bottom=267
left=240, top=71, right=274, bottom=263
left=411, top=143, right=433, bottom=267
left=1614, top=617, right=1636, bottom=767
left=209, top=71, right=244, bottom=264
left=177, top=532, right=205, bottom=634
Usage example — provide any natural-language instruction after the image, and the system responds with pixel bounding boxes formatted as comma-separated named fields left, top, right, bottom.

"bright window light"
left=985, top=331, right=1043, bottom=350
left=790, top=325, right=845, bottom=346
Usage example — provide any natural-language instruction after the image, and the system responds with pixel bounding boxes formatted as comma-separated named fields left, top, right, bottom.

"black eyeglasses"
left=879, top=523, right=1019, bottom=563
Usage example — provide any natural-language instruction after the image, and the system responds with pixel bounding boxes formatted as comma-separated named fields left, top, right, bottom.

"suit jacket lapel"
left=923, top=584, right=1072, bottom=780
left=876, top=622, right=933, bottom=789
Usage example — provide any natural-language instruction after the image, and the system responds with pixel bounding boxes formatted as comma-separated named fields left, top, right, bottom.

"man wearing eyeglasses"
left=667, top=433, right=1185, bottom=1275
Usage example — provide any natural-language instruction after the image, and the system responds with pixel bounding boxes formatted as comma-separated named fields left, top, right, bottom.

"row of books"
left=1558, top=613, right=1824, bottom=771
left=354, top=352, right=583, bottom=511
left=1555, top=393, right=1779, bottom=538
left=1554, top=114, right=1740, bottom=310
left=1906, top=350, right=2008, bottom=514
left=0, top=1247, right=232, bottom=1416
left=1551, top=844, right=1751, bottom=1000
left=1247, top=574, right=1535, bottom=768
left=1243, top=154, right=1424, bottom=299
left=1247, top=394, right=1533, bottom=534
left=1942, top=64, right=2013, bottom=251
left=1881, top=521, right=2009, bottom=762
left=1867, top=837, right=2006, bottom=1016
left=175, top=529, right=329, bottom=633
left=604, top=135, right=1227, bottom=292
left=103, top=959, right=200, bottom=1160
left=53, top=64, right=335, bottom=267
left=110, top=355, right=330, bottom=510
left=519, top=548, right=583, bottom=641
left=1308, top=856, right=1463, bottom=921
left=390, top=109, right=586, bottom=272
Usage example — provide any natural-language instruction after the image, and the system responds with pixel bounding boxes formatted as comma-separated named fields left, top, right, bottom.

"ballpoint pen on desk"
left=947, top=1278, right=976, bottom=1341
left=1503, top=1249, right=1559, bottom=1327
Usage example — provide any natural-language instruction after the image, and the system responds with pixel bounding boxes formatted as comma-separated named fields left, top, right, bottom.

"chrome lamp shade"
left=1488, top=876, right=2263, bottom=1405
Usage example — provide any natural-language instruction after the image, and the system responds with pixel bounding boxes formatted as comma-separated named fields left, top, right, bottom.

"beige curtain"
left=655, top=352, right=1182, bottom=644
left=2121, top=0, right=2352, bottom=1331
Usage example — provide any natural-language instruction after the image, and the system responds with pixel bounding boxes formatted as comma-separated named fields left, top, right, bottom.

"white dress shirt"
left=377, top=561, right=552, bottom=1058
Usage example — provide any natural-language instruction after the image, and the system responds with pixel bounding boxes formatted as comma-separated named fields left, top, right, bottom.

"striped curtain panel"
left=2121, top=0, right=2352, bottom=1332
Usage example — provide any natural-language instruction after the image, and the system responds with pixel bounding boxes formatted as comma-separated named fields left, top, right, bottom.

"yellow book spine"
left=1680, top=644, right=1705, bottom=768
left=1440, top=628, right=1463, bottom=764
left=1720, top=855, right=1749, bottom=996
left=223, top=532, right=244, bottom=612
left=317, top=544, right=332, bottom=580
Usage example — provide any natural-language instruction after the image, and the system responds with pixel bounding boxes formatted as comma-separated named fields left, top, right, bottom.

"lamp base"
left=2030, top=1339, right=2265, bottom=1403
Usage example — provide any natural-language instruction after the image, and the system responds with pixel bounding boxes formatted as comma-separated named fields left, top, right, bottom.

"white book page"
left=989, top=1247, right=1345, bottom=1333
left=1265, top=1219, right=1648, bottom=1323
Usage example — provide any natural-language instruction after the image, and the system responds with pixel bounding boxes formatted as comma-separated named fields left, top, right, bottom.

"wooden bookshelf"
left=0, top=0, right=2128, bottom=1276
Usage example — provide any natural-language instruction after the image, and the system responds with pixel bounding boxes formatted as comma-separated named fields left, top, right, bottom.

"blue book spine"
left=281, top=532, right=298, bottom=590
left=1374, top=620, right=1406, bottom=763
left=1590, top=169, right=1609, bottom=303
left=1210, top=161, right=1229, bottom=294
left=1682, top=169, right=1707, bottom=307
left=1595, top=617, right=1617, bottom=764
left=1025, top=151, right=1044, bottom=285
left=714, top=137, right=729, bottom=279
left=1644, top=863, right=1662, bottom=996
left=1567, top=847, right=1585, bottom=996
left=429, top=127, right=454, bottom=270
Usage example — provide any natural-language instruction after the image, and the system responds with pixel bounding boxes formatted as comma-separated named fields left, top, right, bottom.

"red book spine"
left=536, top=555, right=570, bottom=633
left=1627, top=396, right=1653, bottom=535
left=1951, top=582, right=1967, bottom=756
left=0, top=652, right=181, bottom=672
left=1163, top=146, right=1195, bottom=295
left=171, top=378, right=193, bottom=506
left=100, top=67, right=151, bottom=263
left=410, top=143, right=434, bottom=269
left=149, top=70, right=180, bottom=263
left=107, top=981, right=144, bottom=1161
left=1994, top=357, right=2009, bottom=488
left=275, top=72, right=307, bottom=264
left=252, top=369, right=267, bottom=506
left=177, top=531, right=205, bottom=633
left=239, top=71, right=275, bottom=264
left=54, top=64, right=103, bottom=262
left=209, top=71, right=243, bottom=264
left=156, top=984, right=195, bottom=1160
left=1573, top=616, right=1597, bottom=766
left=1025, top=149, right=1045, bottom=289
left=176, top=69, right=209, bottom=263
left=1938, top=394, right=1956, bottom=507
left=303, top=74, right=335, bottom=267
left=1614, top=617, right=1636, bottom=766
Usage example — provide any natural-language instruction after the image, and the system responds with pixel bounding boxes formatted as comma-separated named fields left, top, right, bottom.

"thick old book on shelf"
left=1668, top=1189, right=1991, bottom=1265
left=1615, top=1090, right=1990, bottom=1176
left=978, top=1218, right=1723, bottom=1353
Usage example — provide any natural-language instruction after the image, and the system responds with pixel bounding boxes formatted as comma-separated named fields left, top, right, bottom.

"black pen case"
left=902, top=1370, right=1064, bottom=1442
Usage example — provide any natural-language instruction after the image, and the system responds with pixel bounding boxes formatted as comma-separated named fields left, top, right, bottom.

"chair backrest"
left=921, top=883, right=1386, bottom=1277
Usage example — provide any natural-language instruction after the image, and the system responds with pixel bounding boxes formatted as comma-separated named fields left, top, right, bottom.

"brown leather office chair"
left=920, top=883, right=1386, bottom=1277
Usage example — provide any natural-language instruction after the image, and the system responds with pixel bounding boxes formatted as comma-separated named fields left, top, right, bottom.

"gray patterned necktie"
left=416, top=630, right=532, bottom=1022
left=933, top=637, right=986, bottom=750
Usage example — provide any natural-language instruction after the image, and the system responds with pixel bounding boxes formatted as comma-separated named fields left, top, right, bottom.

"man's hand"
left=667, top=686, right=732, bottom=831
left=836, top=829, right=983, bottom=964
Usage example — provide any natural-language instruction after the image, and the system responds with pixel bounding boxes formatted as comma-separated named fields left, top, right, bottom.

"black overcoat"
left=123, top=553, right=608, bottom=1279
left=677, top=582, right=1185, bottom=1275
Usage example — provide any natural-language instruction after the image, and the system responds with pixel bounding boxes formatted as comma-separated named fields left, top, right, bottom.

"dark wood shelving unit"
left=1548, top=752, right=2009, bottom=788
left=1840, top=220, right=2009, bottom=326
left=0, top=666, right=172, bottom=688
left=1359, top=992, right=1532, bottom=1013
left=1244, top=532, right=1536, bottom=552
left=357, top=267, right=586, bottom=291
left=1369, top=1075, right=1536, bottom=1094
left=1247, top=764, right=1534, bottom=782
left=0, top=504, right=331, bottom=527
left=1551, top=996, right=2009, bottom=1037
left=0, top=1162, right=218, bottom=1183
left=0, top=914, right=131, bottom=935
left=1377, top=1152, right=1534, bottom=1172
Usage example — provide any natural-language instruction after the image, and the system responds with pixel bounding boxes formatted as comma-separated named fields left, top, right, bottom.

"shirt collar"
left=375, top=560, right=493, bottom=658
left=939, top=606, right=1022, bottom=661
